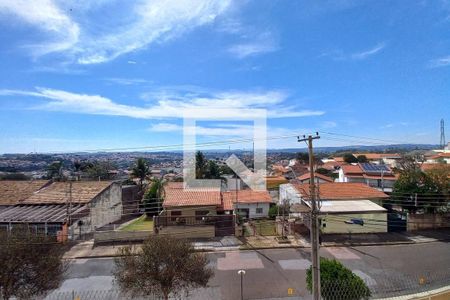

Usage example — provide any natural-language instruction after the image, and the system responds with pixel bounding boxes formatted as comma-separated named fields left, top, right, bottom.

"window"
left=256, top=207, right=263, bottom=214
left=195, top=210, right=209, bottom=221
left=171, top=210, right=181, bottom=221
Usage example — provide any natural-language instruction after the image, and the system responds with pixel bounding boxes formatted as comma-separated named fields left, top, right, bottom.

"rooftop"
left=292, top=182, right=389, bottom=200
left=163, top=182, right=221, bottom=207
left=0, top=180, right=50, bottom=206
left=22, top=181, right=114, bottom=204
left=315, top=200, right=387, bottom=214
left=222, top=190, right=272, bottom=210
left=0, top=204, right=88, bottom=223
left=298, top=173, right=334, bottom=183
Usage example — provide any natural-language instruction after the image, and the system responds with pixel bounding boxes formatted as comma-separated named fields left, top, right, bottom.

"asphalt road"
left=47, top=242, right=450, bottom=300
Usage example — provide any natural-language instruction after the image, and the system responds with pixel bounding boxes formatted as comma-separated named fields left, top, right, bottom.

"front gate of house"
left=214, top=215, right=235, bottom=236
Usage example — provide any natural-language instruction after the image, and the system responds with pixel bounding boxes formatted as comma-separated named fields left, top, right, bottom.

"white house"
left=223, top=190, right=273, bottom=219
left=279, top=182, right=389, bottom=234
left=338, top=163, right=397, bottom=192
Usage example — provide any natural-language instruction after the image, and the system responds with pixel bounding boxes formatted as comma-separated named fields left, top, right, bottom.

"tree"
left=268, top=204, right=280, bottom=219
left=205, top=160, right=221, bottom=179
left=144, top=178, right=165, bottom=215
left=392, top=161, right=449, bottom=213
left=356, top=155, right=368, bottom=163
left=86, top=161, right=116, bottom=180
left=46, top=161, right=62, bottom=179
left=0, top=228, right=68, bottom=299
left=195, top=151, right=207, bottom=179
left=113, top=235, right=213, bottom=300
left=0, top=172, right=29, bottom=180
left=343, top=153, right=358, bottom=164
left=131, top=158, right=149, bottom=186
left=306, top=258, right=371, bottom=300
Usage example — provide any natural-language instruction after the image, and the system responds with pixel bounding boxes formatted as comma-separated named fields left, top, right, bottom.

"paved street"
left=48, top=242, right=450, bottom=299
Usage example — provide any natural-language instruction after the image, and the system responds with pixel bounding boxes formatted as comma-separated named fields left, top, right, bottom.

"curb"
left=65, top=237, right=449, bottom=259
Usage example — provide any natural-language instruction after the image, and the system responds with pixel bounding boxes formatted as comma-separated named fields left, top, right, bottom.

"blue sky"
left=0, top=0, right=449, bottom=153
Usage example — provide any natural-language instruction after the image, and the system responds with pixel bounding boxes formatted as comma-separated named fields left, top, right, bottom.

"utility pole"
left=440, top=119, right=446, bottom=149
left=298, top=133, right=321, bottom=300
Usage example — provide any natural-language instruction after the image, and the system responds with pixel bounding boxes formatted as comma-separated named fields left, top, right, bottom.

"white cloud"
left=103, top=78, right=151, bottom=85
left=428, top=55, right=450, bottom=68
left=228, top=41, right=278, bottom=58
left=148, top=122, right=311, bottom=143
left=322, top=121, right=337, bottom=128
left=350, top=42, right=386, bottom=60
left=0, top=0, right=80, bottom=55
left=321, top=42, right=386, bottom=61
left=1, top=0, right=233, bottom=64
left=0, top=87, right=325, bottom=120
left=228, top=32, right=279, bottom=58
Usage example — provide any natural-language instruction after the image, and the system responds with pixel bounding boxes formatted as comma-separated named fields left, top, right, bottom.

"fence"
left=154, top=215, right=235, bottom=236
left=93, top=230, right=152, bottom=244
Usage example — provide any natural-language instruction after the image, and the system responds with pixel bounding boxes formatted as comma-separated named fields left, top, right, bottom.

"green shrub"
left=306, top=258, right=371, bottom=300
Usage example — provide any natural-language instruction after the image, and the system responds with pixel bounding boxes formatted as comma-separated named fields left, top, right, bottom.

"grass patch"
left=120, top=215, right=154, bottom=231
left=253, top=220, right=277, bottom=236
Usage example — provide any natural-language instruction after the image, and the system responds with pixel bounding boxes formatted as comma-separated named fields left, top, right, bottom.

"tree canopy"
left=131, top=158, right=149, bottom=185
left=113, top=235, right=213, bottom=300
left=0, top=229, right=68, bottom=299
left=306, top=258, right=371, bottom=300
left=392, top=160, right=450, bottom=213
left=343, top=153, right=358, bottom=164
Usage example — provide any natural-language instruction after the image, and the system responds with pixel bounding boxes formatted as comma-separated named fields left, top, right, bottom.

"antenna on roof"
left=440, top=119, right=446, bottom=149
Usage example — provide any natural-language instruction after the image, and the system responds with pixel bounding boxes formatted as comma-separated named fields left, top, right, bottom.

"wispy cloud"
left=380, top=122, right=409, bottom=129
left=321, top=121, right=337, bottom=128
left=428, top=55, right=450, bottom=68
left=350, top=42, right=386, bottom=60
left=228, top=32, right=279, bottom=58
left=0, top=0, right=80, bottom=56
left=103, top=78, right=152, bottom=86
left=1, top=0, right=233, bottom=64
left=0, top=87, right=325, bottom=120
left=148, top=122, right=311, bottom=141
left=321, top=42, right=386, bottom=61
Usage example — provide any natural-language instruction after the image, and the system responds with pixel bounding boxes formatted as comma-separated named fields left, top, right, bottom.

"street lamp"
left=238, top=269, right=246, bottom=300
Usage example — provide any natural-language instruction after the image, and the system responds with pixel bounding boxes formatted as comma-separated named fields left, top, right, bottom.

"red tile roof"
left=421, top=163, right=450, bottom=172
left=163, top=182, right=221, bottom=208
left=221, top=190, right=272, bottom=210
left=298, top=173, right=334, bottom=183
left=428, top=152, right=450, bottom=159
left=341, top=164, right=364, bottom=177
left=163, top=182, right=272, bottom=210
left=292, top=182, right=389, bottom=200
left=0, top=180, right=50, bottom=206
left=22, top=181, right=113, bottom=204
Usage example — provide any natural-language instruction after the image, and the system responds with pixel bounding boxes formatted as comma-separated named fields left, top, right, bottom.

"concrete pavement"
left=53, top=242, right=450, bottom=299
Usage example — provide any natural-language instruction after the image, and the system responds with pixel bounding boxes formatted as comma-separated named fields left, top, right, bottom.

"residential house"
left=353, top=153, right=402, bottom=167
left=158, top=182, right=272, bottom=236
left=0, top=180, right=50, bottom=208
left=223, top=189, right=273, bottom=219
left=297, top=173, right=334, bottom=184
left=280, top=182, right=389, bottom=234
left=338, top=163, right=397, bottom=192
left=0, top=181, right=122, bottom=240
left=425, top=152, right=450, bottom=164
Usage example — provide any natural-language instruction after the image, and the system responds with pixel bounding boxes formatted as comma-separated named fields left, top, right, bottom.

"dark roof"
left=0, top=204, right=88, bottom=223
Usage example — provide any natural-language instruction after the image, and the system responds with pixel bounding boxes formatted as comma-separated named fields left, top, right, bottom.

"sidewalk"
left=64, top=236, right=244, bottom=259
left=64, top=229, right=450, bottom=259
left=321, top=229, right=450, bottom=247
